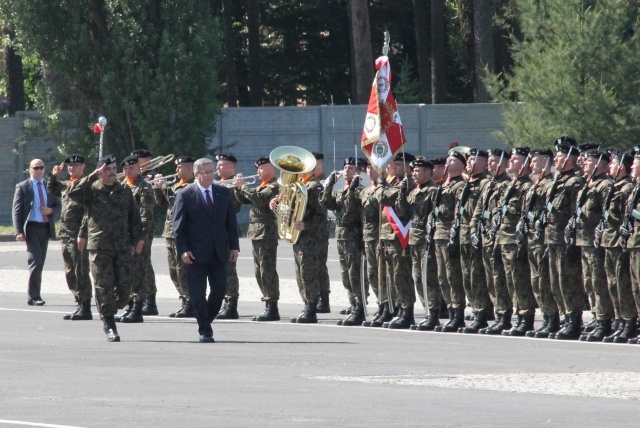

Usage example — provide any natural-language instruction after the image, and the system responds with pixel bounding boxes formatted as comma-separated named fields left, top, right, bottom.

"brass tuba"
left=269, top=146, right=317, bottom=244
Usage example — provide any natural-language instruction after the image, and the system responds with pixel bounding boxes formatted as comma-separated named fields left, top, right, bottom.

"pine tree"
left=487, top=0, right=640, bottom=148
left=394, top=56, right=423, bottom=104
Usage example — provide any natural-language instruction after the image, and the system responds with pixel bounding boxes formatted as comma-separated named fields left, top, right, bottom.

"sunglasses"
left=31, top=166, right=45, bottom=171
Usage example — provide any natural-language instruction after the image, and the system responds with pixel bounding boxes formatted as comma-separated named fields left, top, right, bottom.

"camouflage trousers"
left=384, top=239, right=414, bottom=308
left=627, top=249, right=640, bottom=318
left=337, top=240, right=363, bottom=302
left=224, top=260, right=240, bottom=299
left=548, top=244, right=584, bottom=316
left=61, top=237, right=92, bottom=300
left=317, top=226, right=331, bottom=296
left=131, top=236, right=156, bottom=303
left=528, top=245, right=561, bottom=316
left=434, top=239, right=464, bottom=309
left=166, top=238, right=188, bottom=298
left=605, top=247, right=634, bottom=319
left=460, top=243, right=488, bottom=311
left=581, top=246, right=612, bottom=320
left=253, top=239, right=280, bottom=302
left=482, top=244, right=508, bottom=314
left=580, top=247, right=597, bottom=317
left=293, top=234, right=322, bottom=303
left=501, top=244, right=535, bottom=315
left=89, top=249, right=132, bottom=317
left=411, top=242, right=440, bottom=311
left=363, top=240, right=378, bottom=303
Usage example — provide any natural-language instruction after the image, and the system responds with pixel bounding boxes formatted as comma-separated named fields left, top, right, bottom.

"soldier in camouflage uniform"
left=454, top=149, right=491, bottom=334
left=571, top=150, right=613, bottom=342
left=599, top=150, right=636, bottom=342
left=153, top=156, right=195, bottom=318
left=114, top=155, right=156, bottom=323
left=520, top=149, right=565, bottom=338
left=622, top=152, right=640, bottom=344
left=490, top=147, right=536, bottom=336
left=432, top=150, right=467, bottom=332
left=376, top=152, right=416, bottom=329
left=48, top=154, right=93, bottom=320
left=320, top=157, right=364, bottom=326
left=68, top=155, right=142, bottom=342
left=234, top=157, right=281, bottom=322
left=471, top=149, right=510, bottom=335
left=214, top=153, right=244, bottom=319
left=394, top=157, right=439, bottom=330
left=313, top=152, right=333, bottom=314
left=537, top=138, right=584, bottom=340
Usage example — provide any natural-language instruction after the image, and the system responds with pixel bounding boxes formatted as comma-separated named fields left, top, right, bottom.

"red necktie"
left=37, top=181, right=49, bottom=223
left=205, top=189, right=214, bottom=213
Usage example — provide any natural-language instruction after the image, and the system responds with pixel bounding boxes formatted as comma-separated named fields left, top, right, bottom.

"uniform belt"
left=27, top=221, right=49, bottom=227
left=250, top=218, right=274, bottom=223
left=364, top=216, right=378, bottom=222
left=336, top=222, right=360, bottom=228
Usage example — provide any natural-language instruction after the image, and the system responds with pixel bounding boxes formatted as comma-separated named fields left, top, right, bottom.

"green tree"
left=487, top=0, right=640, bottom=148
left=394, top=56, right=422, bottom=103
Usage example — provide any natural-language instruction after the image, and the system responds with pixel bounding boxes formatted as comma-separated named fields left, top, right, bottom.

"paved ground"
left=1, top=239, right=639, bottom=427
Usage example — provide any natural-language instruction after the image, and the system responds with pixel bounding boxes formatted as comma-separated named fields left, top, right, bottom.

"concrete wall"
left=0, top=104, right=506, bottom=225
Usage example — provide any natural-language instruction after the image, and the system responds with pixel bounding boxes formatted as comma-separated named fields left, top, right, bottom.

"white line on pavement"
left=0, top=420, right=87, bottom=428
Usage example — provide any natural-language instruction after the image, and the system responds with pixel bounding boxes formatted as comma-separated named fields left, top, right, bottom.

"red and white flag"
left=361, top=56, right=406, bottom=173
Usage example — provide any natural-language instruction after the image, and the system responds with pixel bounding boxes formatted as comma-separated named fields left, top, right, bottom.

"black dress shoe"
left=199, top=334, right=215, bottom=343
left=28, top=298, right=46, bottom=306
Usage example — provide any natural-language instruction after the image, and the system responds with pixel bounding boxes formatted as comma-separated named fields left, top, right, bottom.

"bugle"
left=152, top=173, right=178, bottom=187
left=216, top=174, right=259, bottom=186
left=116, top=154, right=175, bottom=180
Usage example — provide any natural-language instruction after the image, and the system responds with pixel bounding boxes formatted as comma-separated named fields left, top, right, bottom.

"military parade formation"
left=12, top=137, right=640, bottom=344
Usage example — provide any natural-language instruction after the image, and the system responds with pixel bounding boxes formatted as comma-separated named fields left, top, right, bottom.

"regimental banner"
left=361, top=56, right=406, bottom=174
left=384, top=207, right=411, bottom=250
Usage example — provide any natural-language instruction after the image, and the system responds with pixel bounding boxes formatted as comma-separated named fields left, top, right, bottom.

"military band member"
left=600, top=150, right=635, bottom=342
left=214, top=153, right=243, bottom=320
left=48, top=154, right=93, bottom=320
left=115, top=155, right=156, bottom=323
left=153, top=156, right=196, bottom=318
left=234, top=157, right=281, bottom=322
left=313, top=152, right=333, bottom=314
left=68, top=155, right=143, bottom=342
left=471, top=148, right=510, bottom=334
left=622, top=152, right=640, bottom=344
left=320, top=157, right=364, bottom=326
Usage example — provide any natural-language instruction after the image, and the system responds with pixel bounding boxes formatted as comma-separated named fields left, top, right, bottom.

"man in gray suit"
left=13, top=158, right=59, bottom=305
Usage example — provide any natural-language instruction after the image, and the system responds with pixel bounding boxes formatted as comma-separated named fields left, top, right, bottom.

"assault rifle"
left=516, top=156, right=551, bottom=249
left=448, top=151, right=479, bottom=253
left=488, top=154, right=531, bottom=240
left=594, top=153, right=625, bottom=249
left=473, top=151, right=505, bottom=249
left=565, top=153, right=603, bottom=247
left=619, top=179, right=640, bottom=252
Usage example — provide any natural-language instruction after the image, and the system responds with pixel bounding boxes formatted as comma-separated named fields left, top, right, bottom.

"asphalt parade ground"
left=1, top=239, right=639, bottom=427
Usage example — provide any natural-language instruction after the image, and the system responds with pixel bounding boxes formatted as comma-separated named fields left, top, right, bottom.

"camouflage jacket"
left=544, top=170, right=583, bottom=245
left=470, top=173, right=511, bottom=248
left=127, top=175, right=156, bottom=239
left=395, top=180, right=434, bottom=246
left=234, top=177, right=280, bottom=240
left=457, top=172, right=490, bottom=245
left=47, top=175, right=85, bottom=239
left=377, top=177, right=411, bottom=241
left=67, top=172, right=142, bottom=251
left=601, top=176, right=633, bottom=248
left=521, top=173, right=553, bottom=248
left=319, top=182, right=363, bottom=241
left=433, top=175, right=465, bottom=241
left=495, top=176, right=533, bottom=245
left=359, top=184, right=380, bottom=242
left=298, top=177, right=328, bottom=238
left=575, top=173, right=611, bottom=247
left=154, top=178, right=194, bottom=239
left=624, top=180, right=640, bottom=248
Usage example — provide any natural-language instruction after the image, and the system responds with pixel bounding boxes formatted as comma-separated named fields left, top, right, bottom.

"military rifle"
left=594, top=153, right=625, bottom=249
left=473, top=152, right=505, bottom=249
left=448, top=151, right=478, bottom=249
left=619, top=179, right=640, bottom=253
left=516, top=156, right=551, bottom=249
left=565, top=153, right=603, bottom=248
left=488, top=154, right=531, bottom=240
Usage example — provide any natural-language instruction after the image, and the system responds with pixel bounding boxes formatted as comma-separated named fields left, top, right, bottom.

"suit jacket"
left=172, top=183, right=240, bottom=264
left=13, top=178, right=59, bottom=239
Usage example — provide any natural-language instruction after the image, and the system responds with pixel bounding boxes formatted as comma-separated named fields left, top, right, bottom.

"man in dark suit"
left=13, top=158, right=59, bottom=306
left=172, top=158, right=240, bottom=343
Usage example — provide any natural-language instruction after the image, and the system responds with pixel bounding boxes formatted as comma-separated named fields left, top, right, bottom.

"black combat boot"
left=362, top=304, right=384, bottom=327
left=416, top=309, right=441, bottom=331
left=216, top=298, right=239, bottom=319
left=68, top=299, right=93, bottom=320
left=479, top=313, right=502, bottom=334
left=583, top=316, right=598, bottom=333
left=316, top=293, right=331, bottom=313
left=613, top=318, right=636, bottom=343
left=435, top=308, right=454, bottom=332
left=368, top=304, right=393, bottom=327
left=441, top=305, right=465, bottom=332
left=383, top=307, right=402, bottom=328
left=339, top=298, right=355, bottom=315
left=555, top=314, right=582, bottom=340
left=388, top=305, right=415, bottom=330
left=114, top=300, right=133, bottom=322
left=121, top=301, right=144, bottom=323
left=548, top=314, right=568, bottom=339
left=103, top=315, right=120, bottom=342
left=439, top=300, right=449, bottom=319
left=527, top=314, right=549, bottom=337
left=461, top=308, right=488, bottom=334
left=502, top=315, right=523, bottom=336
left=291, top=301, right=318, bottom=324
left=585, top=319, right=612, bottom=342
left=142, top=293, right=159, bottom=316
left=505, top=314, right=535, bottom=337
left=483, top=309, right=512, bottom=335
left=253, top=301, right=280, bottom=322
left=342, top=301, right=366, bottom=326
left=63, top=298, right=81, bottom=320
left=169, top=297, right=185, bottom=318
left=603, top=319, right=624, bottom=343
left=464, top=312, right=476, bottom=322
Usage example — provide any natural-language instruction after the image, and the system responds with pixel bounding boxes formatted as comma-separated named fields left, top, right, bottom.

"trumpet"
left=116, top=154, right=175, bottom=180
left=216, top=174, right=260, bottom=186
left=151, top=173, right=178, bottom=187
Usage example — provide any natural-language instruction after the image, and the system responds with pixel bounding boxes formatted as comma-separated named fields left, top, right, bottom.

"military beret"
left=448, top=151, right=467, bottom=166
left=556, top=136, right=578, bottom=147
left=555, top=143, right=579, bottom=155
left=97, top=154, right=116, bottom=168
left=358, top=157, right=370, bottom=168
left=394, top=152, right=416, bottom=163
left=585, top=150, right=610, bottom=163
left=215, top=153, right=237, bottom=163
left=65, top=154, right=85, bottom=164
left=255, top=157, right=270, bottom=168
left=131, top=149, right=153, bottom=158
left=343, top=157, right=357, bottom=166
left=618, top=150, right=635, bottom=170
left=635, top=150, right=640, bottom=160
left=605, top=147, right=621, bottom=159
left=578, top=142, right=600, bottom=154
left=175, top=156, right=196, bottom=165
left=511, top=146, right=530, bottom=157
left=120, top=155, right=139, bottom=167
left=530, top=148, right=553, bottom=158
left=410, top=156, right=434, bottom=170
left=312, top=152, right=325, bottom=160
left=430, top=157, right=447, bottom=166
left=488, top=148, right=511, bottom=159
left=468, top=148, right=489, bottom=158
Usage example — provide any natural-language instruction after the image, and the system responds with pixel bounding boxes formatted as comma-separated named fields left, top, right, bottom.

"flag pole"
left=331, top=95, right=336, bottom=174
